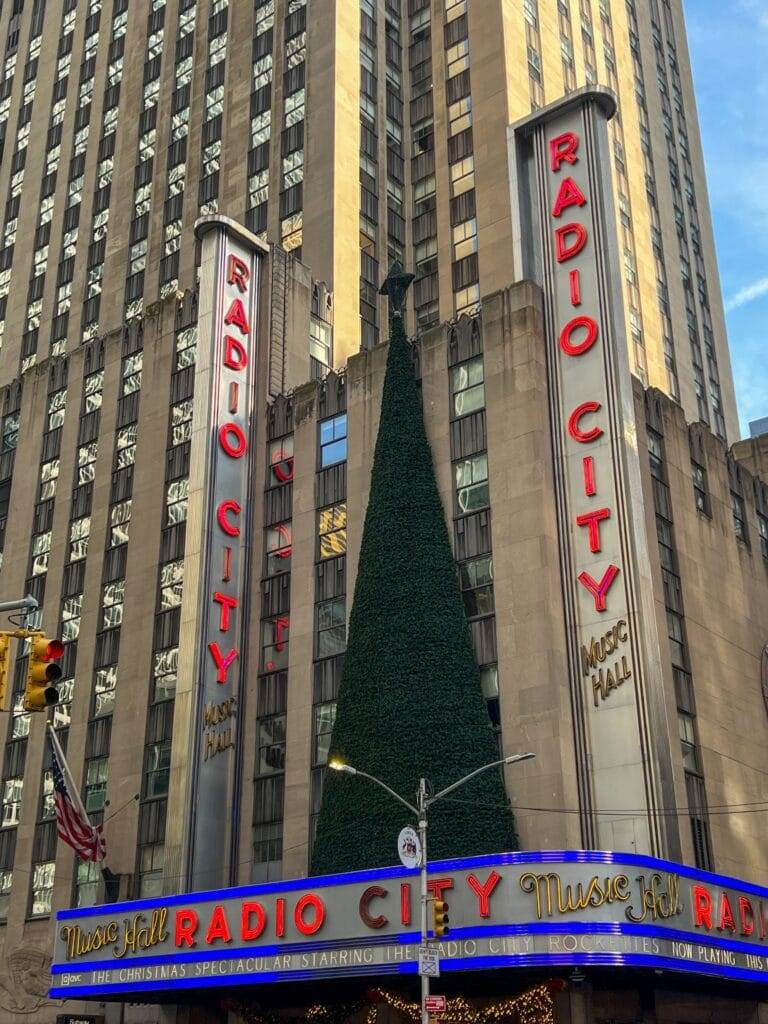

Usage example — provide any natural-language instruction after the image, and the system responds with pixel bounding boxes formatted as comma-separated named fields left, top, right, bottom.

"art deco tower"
left=0, top=0, right=738, bottom=437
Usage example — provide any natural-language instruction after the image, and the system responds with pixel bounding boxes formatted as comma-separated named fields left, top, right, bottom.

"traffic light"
left=24, top=634, right=63, bottom=711
left=432, top=899, right=449, bottom=939
left=0, top=635, right=9, bottom=711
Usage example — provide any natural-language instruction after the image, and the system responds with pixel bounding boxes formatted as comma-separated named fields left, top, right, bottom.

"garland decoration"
left=224, top=982, right=563, bottom=1024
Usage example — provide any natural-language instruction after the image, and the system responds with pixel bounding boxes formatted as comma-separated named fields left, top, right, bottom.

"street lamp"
left=328, top=751, right=535, bottom=1024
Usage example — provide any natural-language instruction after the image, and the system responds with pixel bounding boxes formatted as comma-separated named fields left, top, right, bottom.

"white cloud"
left=725, top=276, right=768, bottom=312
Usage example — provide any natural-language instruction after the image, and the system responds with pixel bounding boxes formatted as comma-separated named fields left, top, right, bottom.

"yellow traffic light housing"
left=24, top=634, right=63, bottom=711
left=432, top=899, right=450, bottom=939
left=0, top=635, right=9, bottom=712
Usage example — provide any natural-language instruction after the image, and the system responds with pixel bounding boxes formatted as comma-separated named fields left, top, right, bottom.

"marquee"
left=50, top=851, right=768, bottom=999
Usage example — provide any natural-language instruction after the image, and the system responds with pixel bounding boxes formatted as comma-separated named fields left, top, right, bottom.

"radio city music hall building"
left=0, top=82, right=761, bottom=1024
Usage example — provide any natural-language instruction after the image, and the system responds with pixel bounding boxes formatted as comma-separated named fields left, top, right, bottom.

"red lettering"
left=718, top=892, right=736, bottom=933
left=569, top=268, right=582, bottom=306
left=217, top=499, right=241, bottom=537
left=175, top=909, right=198, bottom=948
left=401, top=882, right=412, bottom=927
left=550, top=131, right=579, bottom=172
left=739, top=896, right=755, bottom=937
left=241, top=902, right=266, bottom=941
left=555, top=223, right=587, bottom=264
left=219, top=422, right=247, bottom=458
left=359, top=886, right=388, bottom=929
left=227, top=254, right=250, bottom=293
left=467, top=871, right=501, bottom=918
left=273, top=616, right=289, bottom=651
left=426, top=878, right=454, bottom=903
left=208, top=642, right=238, bottom=684
left=551, top=177, right=587, bottom=218
left=205, top=905, right=232, bottom=944
left=276, top=898, right=286, bottom=937
left=692, top=885, right=712, bottom=929
left=560, top=315, right=599, bottom=356
left=271, top=451, right=294, bottom=483
left=213, top=591, right=238, bottom=632
left=224, top=334, right=248, bottom=371
left=224, top=298, right=250, bottom=334
left=577, top=564, right=620, bottom=612
left=567, top=401, right=603, bottom=444
left=576, top=507, right=611, bottom=554
left=583, top=456, right=596, bottom=496
left=294, top=893, right=325, bottom=936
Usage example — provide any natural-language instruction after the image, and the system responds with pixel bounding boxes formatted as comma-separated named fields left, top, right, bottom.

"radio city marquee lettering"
left=180, top=217, right=266, bottom=889
left=50, top=852, right=768, bottom=998
left=509, top=89, right=671, bottom=853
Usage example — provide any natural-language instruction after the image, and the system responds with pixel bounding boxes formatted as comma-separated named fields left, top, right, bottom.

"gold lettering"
left=519, top=872, right=632, bottom=919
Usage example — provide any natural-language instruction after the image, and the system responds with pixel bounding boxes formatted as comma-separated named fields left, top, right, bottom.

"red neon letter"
left=175, top=909, right=198, bottom=948
left=219, top=422, right=247, bottom=458
left=359, top=886, right=388, bottom=929
left=213, top=592, right=238, bottom=632
left=560, top=315, right=599, bottom=356
left=467, top=871, right=501, bottom=918
left=577, top=564, right=620, bottom=612
left=205, top=906, right=232, bottom=944
left=551, top=177, right=587, bottom=218
left=227, top=254, right=250, bottom=293
left=224, top=298, right=250, bottom=334
left=692, top=885, right=712, bottom=929
left=224, top=334, right=248, bottom=371
left=555, top=223, right=587, bottom=264
left=276, top=898, right=286, bottom=937
left=217, top=499, right=241, bottom=537
left=567, top=401, right=603, bottom=444
left=274, top=616, right=289, bottom=651
left=401, top=882, right=412, bottom=927
left=569, top=268, right=581, bottom=306
left=294, top=893, right=325, bottom=936
left=208, top=642, right=238, bottom=684
left=739, top=897, right=755, bottom=937
left=271, top=451, right=294, bottom=483
left=550, top=131, right=579, bottom=172
left=241, top=902, right=266, bottom=941
left=426, top=878, right=454, bottom=902
left=576, top=507, right=611, bottom=554
left=718, top=893, right=736, bottom=932
left=583, top=456, right=596, bottom=496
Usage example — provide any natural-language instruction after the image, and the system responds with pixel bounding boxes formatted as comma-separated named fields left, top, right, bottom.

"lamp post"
left=328, top=751, right=535, bottom=1024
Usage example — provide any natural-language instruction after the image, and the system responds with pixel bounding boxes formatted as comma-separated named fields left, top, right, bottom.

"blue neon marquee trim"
left=48, top=950, right=768, bottom=1001
left=49, top=918, right=768, bottom=976
left=54, top=849, right=768, bottom=922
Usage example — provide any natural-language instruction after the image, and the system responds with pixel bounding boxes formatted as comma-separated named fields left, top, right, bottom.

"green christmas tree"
left=310, top=266, right=518, bottom=875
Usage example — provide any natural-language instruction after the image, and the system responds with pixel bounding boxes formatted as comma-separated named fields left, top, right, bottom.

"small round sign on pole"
left=397, top=825, right=422, bottom=868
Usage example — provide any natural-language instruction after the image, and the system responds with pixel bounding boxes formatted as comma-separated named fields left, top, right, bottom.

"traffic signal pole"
left=0, top=595, right=38, bottom=615
left=418, top=777, right=429, bottom=1024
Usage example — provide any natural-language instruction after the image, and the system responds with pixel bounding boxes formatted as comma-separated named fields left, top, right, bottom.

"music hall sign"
left=50, top=851, right=768, bottom=999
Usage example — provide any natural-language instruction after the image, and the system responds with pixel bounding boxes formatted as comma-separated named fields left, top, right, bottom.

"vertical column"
left=166, top=215, right=267, bottom=893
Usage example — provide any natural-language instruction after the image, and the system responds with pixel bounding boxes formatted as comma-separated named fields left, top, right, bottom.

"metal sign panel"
left=507, top=88, right=678, bottom=857
left=50, top=850, right=768, bottom=998
left=175, top=216, right=267, bottom=891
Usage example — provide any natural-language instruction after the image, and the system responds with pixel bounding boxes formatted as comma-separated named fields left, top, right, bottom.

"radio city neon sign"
left=207, top=253, right=252, bottom=687
left=549, top=131, right=620, bottom=615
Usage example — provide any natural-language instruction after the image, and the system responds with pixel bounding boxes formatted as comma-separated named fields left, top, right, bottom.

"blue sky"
left=684, top=0, right=767, bottom=437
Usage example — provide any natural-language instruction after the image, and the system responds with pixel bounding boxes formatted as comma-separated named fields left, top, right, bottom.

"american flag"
left=48, top=726, right=106, bottom=863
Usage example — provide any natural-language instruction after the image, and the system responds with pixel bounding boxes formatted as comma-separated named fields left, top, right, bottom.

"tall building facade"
left=0, top=2, right=761, bottom=1023
left=0, top=0, right=739, bottom=438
